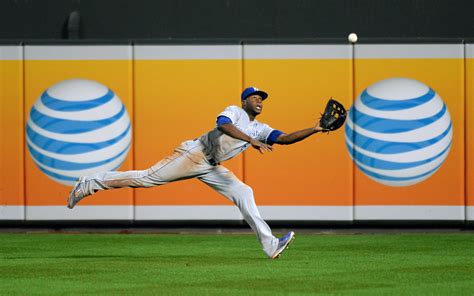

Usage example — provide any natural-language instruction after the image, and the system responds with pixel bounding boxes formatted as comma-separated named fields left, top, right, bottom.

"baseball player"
left=67, top=87, right=346, bottom=259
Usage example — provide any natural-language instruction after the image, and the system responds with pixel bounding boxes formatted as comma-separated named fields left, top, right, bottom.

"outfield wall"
left=0, top=42, right=472, bottom=223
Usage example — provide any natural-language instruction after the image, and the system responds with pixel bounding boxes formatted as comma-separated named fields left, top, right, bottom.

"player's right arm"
left=217, top=123, right=273, bottom=153
left=218, top=122, right=273, bottom=154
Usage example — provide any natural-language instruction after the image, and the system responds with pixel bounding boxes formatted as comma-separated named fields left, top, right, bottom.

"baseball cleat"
left=271, top=231, right=295, bottom=259
left=67, top=177, right=86, bottom=209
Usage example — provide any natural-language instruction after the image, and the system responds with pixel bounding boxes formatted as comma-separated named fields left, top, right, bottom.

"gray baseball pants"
left=79, top=139, right=279, bottom=257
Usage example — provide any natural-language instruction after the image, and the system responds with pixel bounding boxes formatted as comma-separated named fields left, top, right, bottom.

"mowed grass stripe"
left=0, top=233, right=473, bottom=295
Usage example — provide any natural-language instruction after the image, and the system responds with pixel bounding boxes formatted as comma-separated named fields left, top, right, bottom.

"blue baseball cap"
left=241, top=87, right=268, bottom=100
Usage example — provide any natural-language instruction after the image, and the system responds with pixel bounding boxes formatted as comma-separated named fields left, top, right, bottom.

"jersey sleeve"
left=258, top=123, right=284, bottom=145
left=266, top=129, right=285, bottom=145
left=217, top=105, right=241, bottom=124
left=216, top=115, right=233, bottom=126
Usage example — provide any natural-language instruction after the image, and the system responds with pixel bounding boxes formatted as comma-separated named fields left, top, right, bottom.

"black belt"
left=204, top=150, right=220, bottom=166
left=207, top=156, right=219, bottom=166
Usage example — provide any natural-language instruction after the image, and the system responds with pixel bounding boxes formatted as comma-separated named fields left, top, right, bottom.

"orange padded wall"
left=242, top=45, right=353, bottom=220
left=353, top=44, right=464, bottom=220
left=133, top=45, right=243, bottom=208
left=0, top=46, right=24, bottom=220
left=23, top=45, right=134, bottom=219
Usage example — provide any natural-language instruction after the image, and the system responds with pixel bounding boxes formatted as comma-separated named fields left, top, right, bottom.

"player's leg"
left=198, top=166, right=280, bottom=258
left=68, top=140, right=211, bottom=208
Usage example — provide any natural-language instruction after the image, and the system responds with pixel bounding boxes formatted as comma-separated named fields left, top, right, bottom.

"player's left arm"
left=274, top=122, right=326, bottom=145
left=269, top=98, right=348, bottom=145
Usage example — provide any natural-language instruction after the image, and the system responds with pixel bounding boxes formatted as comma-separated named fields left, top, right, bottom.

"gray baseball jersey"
left=200, top=105, right=276, bottom=163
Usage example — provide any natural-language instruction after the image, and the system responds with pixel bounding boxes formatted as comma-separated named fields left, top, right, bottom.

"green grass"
left=0, top=232, right=473, bottom=295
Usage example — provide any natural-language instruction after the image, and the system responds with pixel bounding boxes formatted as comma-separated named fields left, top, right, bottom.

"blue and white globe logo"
left=345, top=77, right=452, bottom=187
left=26, top=79, right=132, bottom=186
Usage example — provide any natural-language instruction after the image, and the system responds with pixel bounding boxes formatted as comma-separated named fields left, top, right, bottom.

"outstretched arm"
left=275, top=122, right=325, bottom=145
left=218, top=123, right=273, bottom=154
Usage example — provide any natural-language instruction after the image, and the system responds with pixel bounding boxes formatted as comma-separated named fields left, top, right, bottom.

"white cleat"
left=271, top=231, right=295, bottom=259
left=67, top=177, right=87, bottom=209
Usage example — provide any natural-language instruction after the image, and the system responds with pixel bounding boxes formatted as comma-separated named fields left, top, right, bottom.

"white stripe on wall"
left=466, top=206, right=474, bottom=221
left=0, top=206, right=24, bottom=220
left=135, top=206, right=353, bottom=221
left=26, top=206, right=134, bottom=220
left=7, top=44, right=470, bottom=60
left=134, top=45, right=242, bottom=60
left=135, top=206, right=243, bottom=220
left=355, top=44, right=463, bottom=59
left=466, top=44, right=474, bottom=58
left=0, top=46, right=22, bottom=60
left=259, top=206, right=353, bottom=221
left=1, top=205, right=468, bottom=221
left=355, top=206, right=465, bottom=220
left=25, top=45, right=132, bottom=60
left=243, top=44, right=352, bottom=59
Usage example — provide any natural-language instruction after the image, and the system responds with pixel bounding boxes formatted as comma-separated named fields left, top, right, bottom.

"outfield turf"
left=0, top=232, right=473, bottom=295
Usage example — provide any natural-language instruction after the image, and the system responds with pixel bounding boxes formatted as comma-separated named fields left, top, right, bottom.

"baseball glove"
left=319, top=98, right=347, bottom=132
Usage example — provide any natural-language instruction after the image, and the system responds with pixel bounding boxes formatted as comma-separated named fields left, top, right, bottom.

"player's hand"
left=314, top=121, right=327, bottom=133
left=250, top=138, right=273, bottom=154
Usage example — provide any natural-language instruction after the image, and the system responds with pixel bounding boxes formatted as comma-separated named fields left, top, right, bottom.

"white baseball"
left=348, top=33, right=358, bottom=43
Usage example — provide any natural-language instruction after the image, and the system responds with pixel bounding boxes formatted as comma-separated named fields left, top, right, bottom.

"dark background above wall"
left=0, top=0, right=473, bottom=40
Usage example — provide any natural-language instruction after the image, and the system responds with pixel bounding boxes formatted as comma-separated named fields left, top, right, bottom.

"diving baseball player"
left=67, top=87, right=346, bottom=259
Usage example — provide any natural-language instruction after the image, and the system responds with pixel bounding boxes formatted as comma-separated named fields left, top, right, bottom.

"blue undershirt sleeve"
left=216, top=115, right=233, bottom=126
left=266, top=130, right=285, bottom=145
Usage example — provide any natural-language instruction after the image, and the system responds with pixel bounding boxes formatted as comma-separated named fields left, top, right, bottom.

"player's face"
left=243, top=94, right=263, bottom=116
